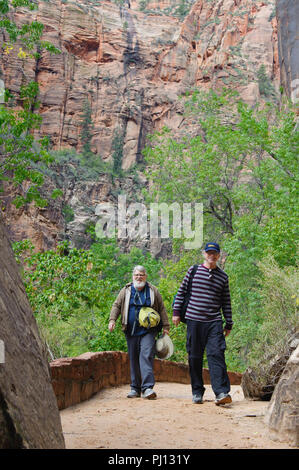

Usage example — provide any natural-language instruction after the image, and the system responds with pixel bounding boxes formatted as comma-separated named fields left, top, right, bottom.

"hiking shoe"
left=127, top=389, right=141, bottom=398
left=215, top=393, right=232, bottom=405
left=141, top=388, right=157, bottom=399
left=192, top=394, right=203, bottom=404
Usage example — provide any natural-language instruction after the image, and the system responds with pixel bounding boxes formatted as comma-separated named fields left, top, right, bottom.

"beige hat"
left=155, top=334, right=174, bottom=360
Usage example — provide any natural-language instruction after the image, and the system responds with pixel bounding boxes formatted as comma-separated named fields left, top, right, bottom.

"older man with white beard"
left=109, top=265, right=169, bottom=399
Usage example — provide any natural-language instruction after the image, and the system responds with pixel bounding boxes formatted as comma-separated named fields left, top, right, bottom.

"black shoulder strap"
left=145, top=284, right=151, bottom=305
left=187, top=264, right=198, bottom=292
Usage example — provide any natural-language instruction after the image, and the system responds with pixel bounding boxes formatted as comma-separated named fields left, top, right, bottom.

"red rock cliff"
left=0, top=0, right=283, bottom=250
left=1, top=0, right=280, bottom=169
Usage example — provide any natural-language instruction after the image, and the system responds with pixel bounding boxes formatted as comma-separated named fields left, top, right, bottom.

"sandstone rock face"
left=2, top=0, right=279, bottom=162
left=0, top=0, right=281, bottom=249
left=276, top=0, right=299, bottom=103
left=264, top=345, right=299, bottom=447
left=1, top=180, right=64, bottom=252
left=0, top=214, right=65, bottom=448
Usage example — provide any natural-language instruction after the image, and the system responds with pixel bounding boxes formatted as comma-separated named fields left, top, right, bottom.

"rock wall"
left=1, top=180, right=65, bottom=253
left=1, top=0, right=281, bottom=250
left=276, top=0, right=299, bottom=103
left=1, top=0, right=279, bottom=163
left=50, top=350, right=242, bottom=410
left=264, top=345, right=299, bottom=447
left=0, top=214, right=65, bottom=448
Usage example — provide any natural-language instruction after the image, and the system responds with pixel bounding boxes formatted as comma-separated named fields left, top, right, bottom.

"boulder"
left=241, top=367, right=273, bottom=401
left=264, top=345, right=299, bottom=447
left=0, top=215, right=65, bottom=448
left=241, top=331, right=299, bottom=400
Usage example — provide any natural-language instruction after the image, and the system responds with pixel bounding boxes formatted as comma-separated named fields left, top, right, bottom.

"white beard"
left=133, top=280, right=146, bottom=290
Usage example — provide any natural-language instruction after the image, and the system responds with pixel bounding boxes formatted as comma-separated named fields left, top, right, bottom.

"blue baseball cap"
left=204, top=242, right=220, bottom=252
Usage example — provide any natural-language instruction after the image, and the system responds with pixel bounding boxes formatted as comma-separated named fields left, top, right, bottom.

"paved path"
left=60, top=382, right=291, bottom=449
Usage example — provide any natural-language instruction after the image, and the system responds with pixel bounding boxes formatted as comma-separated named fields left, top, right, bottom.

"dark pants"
left=186, top=319, right=230, bottom=397
left=125, top=331, right=156, bottom=393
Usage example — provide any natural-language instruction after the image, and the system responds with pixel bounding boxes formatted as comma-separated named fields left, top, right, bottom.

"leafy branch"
left=0, top=0, right=61, bottom=207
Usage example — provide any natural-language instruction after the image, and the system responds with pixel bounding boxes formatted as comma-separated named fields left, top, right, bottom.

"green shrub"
left=257, top=65, right=277, bottom=101
left=62, top=204, right=74, bottom=223
left=13, top=238, right=162, bottom=359
left=246, top=255, right=298, bottom=384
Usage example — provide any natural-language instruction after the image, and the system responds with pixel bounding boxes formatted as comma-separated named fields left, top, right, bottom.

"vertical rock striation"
left=0, top=214, right=65, bottom=448
left=265, top=345, right=299, bottom=447
left=1, top=0, right=280, bottom=165
left=276, top=0, right=299, bottom=103
left=0, top=0, right=284, bottom=249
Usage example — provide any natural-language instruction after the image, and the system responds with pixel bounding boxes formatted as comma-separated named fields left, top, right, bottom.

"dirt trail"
left=60, top=383, right=292, bottom=449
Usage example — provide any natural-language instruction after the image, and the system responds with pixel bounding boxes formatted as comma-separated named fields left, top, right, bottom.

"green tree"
left=246, top=255, right=299, bottom=385
left=143, top=89, right=299, bottom=370
left=144, top=89, right=298, bottom=262
left=111, top=127, right=125, bottom=175
left=80, top=98, right=93, bottom=157
left=257, top=64, right=277, bottom=101
left=0, top=82, right=53, bottom=207
left=0, top=0, right=60, bottom=207
left=0, top=0, right=58, bottom=56
left=13, top=238, right=163, bottom=359
left=174, top=0, right=191, bottom=20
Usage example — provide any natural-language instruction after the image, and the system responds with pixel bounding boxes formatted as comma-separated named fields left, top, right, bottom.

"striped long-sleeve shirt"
left=173, top=264, right=233, bottom=329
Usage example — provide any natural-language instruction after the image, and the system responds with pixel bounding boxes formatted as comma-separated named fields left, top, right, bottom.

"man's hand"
left=224, top=329, right=231, bottom=337
left=108, top=320, right=116, bottom=332
left=172, top=316, right=181, bottom=327
left=163, top=328, right=169, bottom=335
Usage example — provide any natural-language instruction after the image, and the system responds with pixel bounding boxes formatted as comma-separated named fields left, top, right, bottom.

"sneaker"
left=141, top=388, right=157, bottom=399
left=127, top=389, right=141, bottom=398
left=192, top=393, right=203, bottom=404
left=215, top=393, right=232, bottom=405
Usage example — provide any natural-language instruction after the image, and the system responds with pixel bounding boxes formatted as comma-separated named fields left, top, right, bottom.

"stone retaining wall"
left=50, top=351, right=242, bottom=410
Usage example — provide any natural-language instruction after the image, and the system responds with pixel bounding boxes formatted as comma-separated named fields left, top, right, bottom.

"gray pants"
left=125, top=331, right=156, bottom=393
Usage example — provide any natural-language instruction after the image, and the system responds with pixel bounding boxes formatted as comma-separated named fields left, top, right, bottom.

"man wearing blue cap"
left=172, top=242, right=233, bottom=405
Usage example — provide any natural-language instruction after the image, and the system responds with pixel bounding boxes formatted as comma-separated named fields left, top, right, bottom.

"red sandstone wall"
left=50, top=351, right=242, bottom=410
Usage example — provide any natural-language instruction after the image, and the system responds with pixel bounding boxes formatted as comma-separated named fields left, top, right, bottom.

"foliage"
left=257, top=64, right=277, bottom=102
left=173, top=0, right=192, bottom=20
left=79, top=98, right=93, bottom=157
left=139, top=0, right=195, bottom=20
left=245, top=255, right=299, bottom=384
left=139, top=0, right=148, bottom=11
left=111, top=128, right=125, bottom=176
left=77, top=98, right=112, bottom=174
left=0, top=82, right=53, bottom=207
left=0, top=0, right=59, bottom=57
left=49, top=148, right=114, bottom=182
left=62, top=203, right=74, bottom=223
left=143, top=88, right=299, bottom=371
left=0, top=0, right=60, bottom=207
left=14, top=238, right=163, bottom=359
